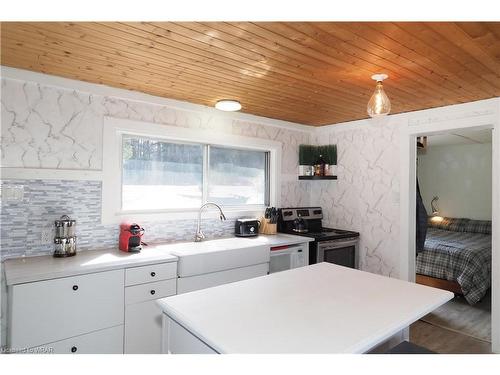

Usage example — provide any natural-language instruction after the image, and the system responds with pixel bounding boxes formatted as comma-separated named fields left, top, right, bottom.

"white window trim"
left=102, top=117, right=281, bottom=224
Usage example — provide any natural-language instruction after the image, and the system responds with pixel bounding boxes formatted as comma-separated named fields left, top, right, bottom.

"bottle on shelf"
left=315, top=154, right=327, bottom=176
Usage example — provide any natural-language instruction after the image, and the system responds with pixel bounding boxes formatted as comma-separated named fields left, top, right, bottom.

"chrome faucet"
left=194, top=202, right=227, bottom=242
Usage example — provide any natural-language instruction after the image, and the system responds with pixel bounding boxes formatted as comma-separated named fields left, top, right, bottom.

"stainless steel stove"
left=277, top=207, right=360, bottom=268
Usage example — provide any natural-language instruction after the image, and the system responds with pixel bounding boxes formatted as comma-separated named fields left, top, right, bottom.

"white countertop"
left=3, top=246, right=178, bottom=285
left=3, top=233, right=312, bottom=285
left=157, top=262, right=454, bottom=354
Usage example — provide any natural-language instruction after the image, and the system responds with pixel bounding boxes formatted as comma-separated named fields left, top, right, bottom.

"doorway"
left=399, top=100, right=499, bottom=353
left=412, top=130, right=492, bottom=353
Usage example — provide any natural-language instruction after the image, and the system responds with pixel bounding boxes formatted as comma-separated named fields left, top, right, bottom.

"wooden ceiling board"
left=2, top=22, right=499, bottom=126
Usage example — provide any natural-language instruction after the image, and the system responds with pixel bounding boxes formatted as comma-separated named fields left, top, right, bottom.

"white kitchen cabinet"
left=8, top=269, right=124, bottom=350
left=167, top=318, right=217, bottom=354
left=125, top=300, right=165, bottom=354
left=177, top=263, right=269, bottom=294
left=124, top=265, right=177, bottom=354
left=3, top=235, right=309, bottom=354
left=31, top=325, right=124, bottom=354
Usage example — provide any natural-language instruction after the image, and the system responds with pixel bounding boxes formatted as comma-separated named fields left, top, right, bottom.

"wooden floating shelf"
left=298, top=176, right=338, bottom=180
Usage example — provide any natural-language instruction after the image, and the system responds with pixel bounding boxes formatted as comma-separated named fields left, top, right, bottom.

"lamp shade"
left=367, top=74, right=391, bottom=117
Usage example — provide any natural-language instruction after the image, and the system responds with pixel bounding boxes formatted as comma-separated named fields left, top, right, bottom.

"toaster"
left=235, top=218, right=260, bottom=237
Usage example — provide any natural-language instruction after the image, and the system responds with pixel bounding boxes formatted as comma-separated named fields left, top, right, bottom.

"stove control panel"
left=279, top=207, right=323, bottom=221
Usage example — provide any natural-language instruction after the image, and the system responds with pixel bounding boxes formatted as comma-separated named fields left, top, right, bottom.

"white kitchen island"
left=157, top=262, right=453, bottom=354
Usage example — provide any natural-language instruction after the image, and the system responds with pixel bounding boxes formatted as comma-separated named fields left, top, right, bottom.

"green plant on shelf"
left=322, top=144, right=337, bottom=165
left=298, top=144, right=316, bottom=166
left=299, top=144, right=337, bottom=166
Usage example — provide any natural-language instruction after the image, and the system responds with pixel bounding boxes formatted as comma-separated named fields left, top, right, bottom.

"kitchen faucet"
left=194, top=202, right=227, bottom=242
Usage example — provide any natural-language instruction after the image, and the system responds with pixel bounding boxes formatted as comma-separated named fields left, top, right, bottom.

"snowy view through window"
left=122, top=136, right=268, bottom=211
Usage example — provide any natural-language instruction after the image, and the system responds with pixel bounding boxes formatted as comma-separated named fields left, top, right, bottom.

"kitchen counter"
left=3, top=246, right=178, bottom=285
left=243, top=233, right=314, bottom=248
left=157, top=262, right=454, bottom=354
left=3, top=234, right=312, bottom=285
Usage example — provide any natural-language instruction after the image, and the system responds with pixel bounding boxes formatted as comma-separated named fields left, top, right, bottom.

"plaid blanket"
left=416, top=227, right=491, bottom=304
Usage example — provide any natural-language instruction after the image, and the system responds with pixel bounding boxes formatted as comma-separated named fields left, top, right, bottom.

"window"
left=122, top=136, right=203, bottom=210
left=121, top=136, right=270, bottom=212
left=208, top=146, right=268, bottom=206
left=102, top=117, right=280, bottom=223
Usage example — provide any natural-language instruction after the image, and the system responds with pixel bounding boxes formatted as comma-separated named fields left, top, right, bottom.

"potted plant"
left=315, top=145, right=337, bottom=176
left=298, top=144, right=315, bottom=176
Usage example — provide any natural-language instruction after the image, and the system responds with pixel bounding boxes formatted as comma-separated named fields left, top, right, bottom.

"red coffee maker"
left=119, top=223, right=145, bottom=252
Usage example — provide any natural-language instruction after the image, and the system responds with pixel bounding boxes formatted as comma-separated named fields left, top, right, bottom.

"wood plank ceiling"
left=2, top=22, right=500, bottom=126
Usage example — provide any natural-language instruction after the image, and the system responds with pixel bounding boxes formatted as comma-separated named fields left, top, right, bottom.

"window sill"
left=104, top=206, right=266, bottom=224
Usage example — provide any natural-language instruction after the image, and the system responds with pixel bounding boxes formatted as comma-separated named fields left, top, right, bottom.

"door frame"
left=399, top=98, right=500, bottom=353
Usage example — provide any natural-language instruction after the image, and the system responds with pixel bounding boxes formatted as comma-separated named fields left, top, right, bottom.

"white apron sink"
left=166, top=237, right=270, bottom=277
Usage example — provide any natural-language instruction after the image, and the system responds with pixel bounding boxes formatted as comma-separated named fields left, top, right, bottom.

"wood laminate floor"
left=421, top=291, right=491, bottom=342
left=410, top=320, right=492, bottom=354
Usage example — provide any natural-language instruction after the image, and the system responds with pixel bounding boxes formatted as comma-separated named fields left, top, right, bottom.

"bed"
left=416, top=217, right=492, bottom=305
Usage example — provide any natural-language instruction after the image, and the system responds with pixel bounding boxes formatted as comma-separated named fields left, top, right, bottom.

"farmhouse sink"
left=167, top=237, right=270, bottom=277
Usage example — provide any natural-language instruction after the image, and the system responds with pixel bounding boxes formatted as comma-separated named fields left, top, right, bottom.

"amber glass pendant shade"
left=367, top=74, right=391, bottom=117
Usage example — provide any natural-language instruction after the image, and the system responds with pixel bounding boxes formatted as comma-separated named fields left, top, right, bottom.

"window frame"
left=102, top=117, right=281, bottom=224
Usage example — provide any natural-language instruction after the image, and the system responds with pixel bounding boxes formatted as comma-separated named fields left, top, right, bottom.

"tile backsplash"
left=0, top=179, right=235, bottom=260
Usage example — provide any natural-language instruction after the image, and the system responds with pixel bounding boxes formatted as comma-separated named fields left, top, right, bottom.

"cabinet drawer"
left=31, top=325, right=124, bottom=354
left=9, top=269, right=124, bottom=349
left=125, top=279, right=176, bottom=305
left=125, top=262, right=177, bottom=286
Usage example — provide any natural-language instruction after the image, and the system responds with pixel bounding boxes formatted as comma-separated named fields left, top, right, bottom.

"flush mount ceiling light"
left=215, top=99, right=242, bottom=112
left=367, top=74, right=391, bottom=118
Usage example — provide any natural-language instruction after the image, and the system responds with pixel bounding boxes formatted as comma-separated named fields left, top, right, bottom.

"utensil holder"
left=259, top=217, right=277, bottom=235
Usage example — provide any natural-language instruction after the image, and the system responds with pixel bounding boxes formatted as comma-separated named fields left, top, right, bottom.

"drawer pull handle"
left=72, top=285, right=78, bottom=291
left=150, top=290, right=156, bottom=295
left=71, top=346, right=77, bottom=353
left=150, top=272, right=156, bottom=277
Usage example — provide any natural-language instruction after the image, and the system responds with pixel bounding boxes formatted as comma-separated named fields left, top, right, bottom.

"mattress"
left=416, top=227, right=491, bottom=304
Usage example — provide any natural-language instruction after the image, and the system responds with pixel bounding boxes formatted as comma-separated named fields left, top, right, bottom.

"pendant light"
left=367, top=74, right=391, bottom=117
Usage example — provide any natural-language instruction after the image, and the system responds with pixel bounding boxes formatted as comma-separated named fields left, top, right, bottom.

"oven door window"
left=322, top=246, right=356, bottom=268
left=269, top=253, right=293, bottom=273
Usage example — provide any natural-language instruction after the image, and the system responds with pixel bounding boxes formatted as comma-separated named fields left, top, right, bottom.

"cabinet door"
left=124, top=300, right=164, bottom=354
left=30, top=325, right=124, bottom=354
left=9, top=269, right=124, bottom=349
left=167, top=318, right=217, bottom=354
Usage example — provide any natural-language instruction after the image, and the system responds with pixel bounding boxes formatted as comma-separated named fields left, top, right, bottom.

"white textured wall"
left=311, top=117, right=403, bottom=277
left=1, top=71, right=312, bottom=207
left=2, top=68, right=498, bottom=281
left=418, top=143, right=492, bottom=220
